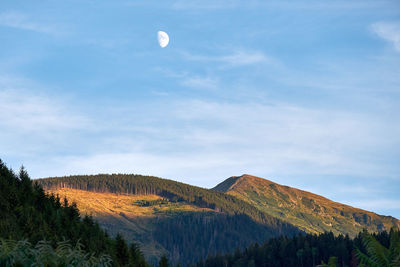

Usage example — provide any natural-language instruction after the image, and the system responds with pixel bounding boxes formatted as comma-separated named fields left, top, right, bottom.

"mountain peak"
left=213, top=174, right=278, bottom=193
left=212, top=175, right=240, bottom=192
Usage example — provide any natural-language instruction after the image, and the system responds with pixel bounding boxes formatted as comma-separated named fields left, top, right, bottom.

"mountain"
left=37, top=174, right=300, bottom=265
left=213, top=174, right=400, bottom=237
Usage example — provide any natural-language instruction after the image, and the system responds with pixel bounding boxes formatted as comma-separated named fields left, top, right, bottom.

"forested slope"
left=0, top=160, right=147, bottom=266
left=198, top=229, right=400, bottom=267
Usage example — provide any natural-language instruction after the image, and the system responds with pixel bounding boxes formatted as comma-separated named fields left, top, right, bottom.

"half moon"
left=157, top=31, right=169, bottom=48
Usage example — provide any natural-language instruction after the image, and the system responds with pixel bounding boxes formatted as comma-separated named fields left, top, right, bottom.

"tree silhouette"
left=159, top=255, right=169, bottom=267
left=115, top=233, right=130, bottom=266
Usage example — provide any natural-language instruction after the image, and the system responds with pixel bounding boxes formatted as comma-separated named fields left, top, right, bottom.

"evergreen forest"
left=0, top=159, right=147, bottom=266
left=197, top=229, right=400, bottom=267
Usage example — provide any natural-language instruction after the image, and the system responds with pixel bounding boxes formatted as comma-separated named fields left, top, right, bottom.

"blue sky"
left=1, top=0, right=400, bottom=218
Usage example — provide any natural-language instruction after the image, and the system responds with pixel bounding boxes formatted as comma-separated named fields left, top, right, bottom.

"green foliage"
left=0, top=238, right=112, bottom=266
left=115, top=234, right=130, bottom=266
left=327, top=256, right=338, bottom=267
left=356, top=229, right=400, bottom=267
left=134, top=198, right=169, bottom=207
left=129, top=242, right=147, bottom=267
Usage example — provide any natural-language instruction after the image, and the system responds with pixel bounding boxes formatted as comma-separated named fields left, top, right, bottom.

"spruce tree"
left=159, top=255, right=169, bottom=267
left=115, top=233, right=130, bottom=266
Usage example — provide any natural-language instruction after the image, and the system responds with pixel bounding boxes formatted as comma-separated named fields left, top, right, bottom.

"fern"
left=356, top=229, right=400, bottom=267
left=0, top=238, right=112, bottom=266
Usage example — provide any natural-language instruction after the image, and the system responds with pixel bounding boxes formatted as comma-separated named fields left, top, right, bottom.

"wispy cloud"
left=29, top=98, right=399, bottom=181
left=171, top=0, right=383, bottom=10
left=182, top=50, right=270, bottom=67
left=350, top=199, right=400, bottom=212
left=172, top=0, right=240, bottom=10
left=180, top=76, right=219, bottom=90
left=0, top=78, right=87, bottom=133
left=371, top=22, right=400, bottom=52
left=0, top=11, right=59, bottom=35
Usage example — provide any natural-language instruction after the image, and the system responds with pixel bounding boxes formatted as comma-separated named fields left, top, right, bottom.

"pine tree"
left=159, top=255, right=169, bottom=267
left=115, top=233, right=130, bottom=266
left=129, top=242, right=146, bottom=267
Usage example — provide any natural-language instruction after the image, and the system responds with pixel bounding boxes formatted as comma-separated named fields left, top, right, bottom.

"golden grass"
left=47, top=188, right=211, bottom=218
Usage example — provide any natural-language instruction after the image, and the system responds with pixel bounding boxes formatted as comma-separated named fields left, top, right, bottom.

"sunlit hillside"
left=48, top=188, right=214, bottom=262
left=213, top=174, right=400, bottom=236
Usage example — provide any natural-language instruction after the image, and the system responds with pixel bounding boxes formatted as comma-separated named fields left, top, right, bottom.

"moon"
left=157, top=31, right=169, bottom=48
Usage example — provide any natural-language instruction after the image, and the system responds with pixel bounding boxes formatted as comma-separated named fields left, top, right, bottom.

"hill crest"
left=213, top=174, right=400, bottom=235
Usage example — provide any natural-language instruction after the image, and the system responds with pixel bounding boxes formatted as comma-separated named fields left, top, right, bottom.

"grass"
left=48, top=188, right=211, bottom=218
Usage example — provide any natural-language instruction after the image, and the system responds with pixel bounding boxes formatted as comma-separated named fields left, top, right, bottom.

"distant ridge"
left=213, top=174, right=400, bottom=236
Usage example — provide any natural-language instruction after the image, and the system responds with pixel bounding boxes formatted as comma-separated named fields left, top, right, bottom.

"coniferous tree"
left=115, top=233, right=130, bottom=266
left=159, top=255, right=169, bottom=267
left=129, top=242, right=146, bottom=267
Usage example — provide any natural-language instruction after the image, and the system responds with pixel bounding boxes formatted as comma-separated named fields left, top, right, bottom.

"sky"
left=1, top=0, right=400, bottom=218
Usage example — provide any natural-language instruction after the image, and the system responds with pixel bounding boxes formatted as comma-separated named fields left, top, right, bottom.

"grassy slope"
left=48, top=188, right=214, bottom=262
left=213, top=174, right=400, bottom=237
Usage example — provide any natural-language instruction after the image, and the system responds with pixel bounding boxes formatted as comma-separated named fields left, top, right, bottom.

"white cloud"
left=172, top=0, right=240, bottom=10
left=371, top=22, right=400, bottom=52
left=180, top=76, right=219, bottom=90
left=0, top=90, right=87, bottom=132
left=0, top=11, right=59, bottom=35
left=220, top=50, right=269, bottom=67
left=171, top=0, right=382, bottom=10
left=182, top=50, right=270, bottom=67
left=0, top=76, right=88, bottom=133
left=27, top=98, right=399, bottom=182
left=0, top=75, right=90, bottom=158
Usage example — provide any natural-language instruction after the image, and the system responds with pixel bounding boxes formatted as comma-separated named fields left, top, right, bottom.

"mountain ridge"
left=213, top=174, right=400, bottom=236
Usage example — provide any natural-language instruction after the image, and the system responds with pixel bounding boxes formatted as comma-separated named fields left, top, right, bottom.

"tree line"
left=196, top=229, right=400, bottom=267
